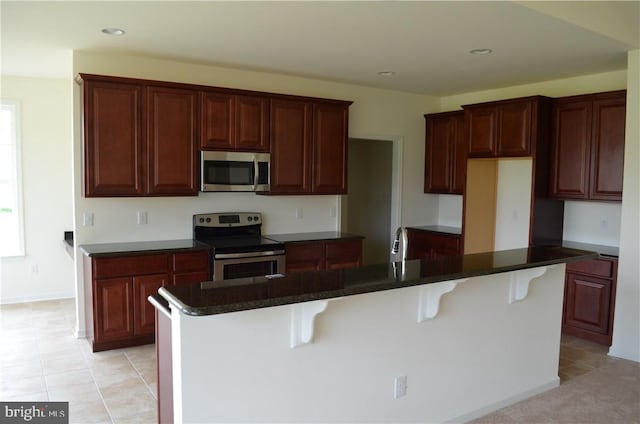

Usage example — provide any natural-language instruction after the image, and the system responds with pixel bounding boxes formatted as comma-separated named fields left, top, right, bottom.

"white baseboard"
left=0, top=292, right=76, bottom=305
left=446, top=378, right=560, bottom=423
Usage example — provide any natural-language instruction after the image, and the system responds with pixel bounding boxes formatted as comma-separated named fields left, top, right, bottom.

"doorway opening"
left=341, top=136, right=402, bottom=265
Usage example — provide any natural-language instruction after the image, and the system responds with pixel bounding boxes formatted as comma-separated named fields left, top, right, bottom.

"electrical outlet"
left=137, top=211, right=148, bottom=225
left=394, top=375, right=407, bottom=398
left=82, top=212, right=94, bottom=227
left=329, top=207, right=337, bottom=218
left=31, top=264, right=39, bottom=275
left=295, top=208, right=303, bottom=219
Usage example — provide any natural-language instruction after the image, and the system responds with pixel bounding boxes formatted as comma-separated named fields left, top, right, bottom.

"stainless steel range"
left=193, top=212, right=285, bottom=281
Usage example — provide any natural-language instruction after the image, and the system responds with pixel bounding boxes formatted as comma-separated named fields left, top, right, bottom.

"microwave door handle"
left=254, top=159, right=259, bottom=188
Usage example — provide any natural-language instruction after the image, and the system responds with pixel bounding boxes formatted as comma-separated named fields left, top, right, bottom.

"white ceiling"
left=1, top=1, right=638, bottom=96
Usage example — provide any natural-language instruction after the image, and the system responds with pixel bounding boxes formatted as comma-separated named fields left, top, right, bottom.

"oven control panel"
left=194, top=212, right=262, bottom=227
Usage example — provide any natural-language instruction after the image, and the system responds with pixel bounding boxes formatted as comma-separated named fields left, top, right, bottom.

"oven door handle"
left=214, top=250, right=285, bottom=259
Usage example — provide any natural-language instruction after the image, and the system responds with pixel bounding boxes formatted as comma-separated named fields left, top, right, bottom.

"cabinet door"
left=564, top=272, right=611, bottom=334
left=133, top=274, right=168, bottom=336
left=285, top=243, right=324, bottom=273
left=549, top=100, right=592, bottom=199
left=270, top=99, right=312, bottom=194
left=428, top=233, right=461, bottom=257
left=146, top=86, right=198, bottom=196
left=325, top=239, right=362, bottom=270
left=498, top=100, right=531, bottom=156
left=84, top=80, right=144, bottom=196
left=590, top=96, right=625, bottom=201
left=406, top=230, right=432, bottom=261
left=236, top=95, right=269, bottom=152
left=312, top=103, right=349, bottom=194
left=467, top=106, right=497, bottom=157
left=95, top=277, right=134, bottom=342
left=451, top=113, right=468, bottom=194
left=424, top=115, right=453, bottom=193
left=201, top=92, right=234, bottom=150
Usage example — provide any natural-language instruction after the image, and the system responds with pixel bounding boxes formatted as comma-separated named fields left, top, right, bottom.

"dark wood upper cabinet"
left=590, top=96, right=626, bottom=201
left=200, top=92, right=234, bottom=150
left=424, top=111, right=467, bottom=194
left=270, top=99, right=350, bottom=195
left=550, top=90, right=625, bottom=201
left=269, top=99, right=313, bottom=194
left=80, top=73, right=351, bottom=197
left=465, top=97, right=545, bottom=158
left=81, top=74, right=198, bottom=197
left=312, top=103, right=349, bottom=194
left=467, top=105, right=497, bottom=157
left=549, top=100, right=592, bottom=199
left=200, top=92, right=269, bottom=152
left=235, top=95, right=269, bottom=151
left=498, top=100, right=532, bottom=156
left=83, top=79, right=144, bottom=196
left=146, top=86, right=199, bottom=196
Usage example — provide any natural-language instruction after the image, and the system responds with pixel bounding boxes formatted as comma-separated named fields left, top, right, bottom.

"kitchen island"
left=152, top=246, right=595, bottom=423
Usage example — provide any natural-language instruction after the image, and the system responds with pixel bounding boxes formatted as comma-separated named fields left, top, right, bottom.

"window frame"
left=0, top=100, right=25, bottom=257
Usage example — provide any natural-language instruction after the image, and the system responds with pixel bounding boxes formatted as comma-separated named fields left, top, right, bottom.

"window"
left=0, top=101, right=24, bottom=257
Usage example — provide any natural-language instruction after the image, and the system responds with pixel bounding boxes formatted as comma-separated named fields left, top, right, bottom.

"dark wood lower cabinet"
left=562, top=257, right=617, bottom=345
left=406, top=229, right=461, bottom=260
left=85, top=249, right=209, bottom=352
left=95, top=277, right=134, bottom=343
left=285, top=239, right=363, bottom=274
left=134, top=274, right=169, bottom=336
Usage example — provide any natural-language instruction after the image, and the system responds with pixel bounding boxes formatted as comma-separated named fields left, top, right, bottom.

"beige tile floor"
left=0, top=299, right=157, bottom=424
left=1, top=299, right=638, bottom=423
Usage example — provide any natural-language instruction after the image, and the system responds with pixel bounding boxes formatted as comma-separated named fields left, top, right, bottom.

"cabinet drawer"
left=173, top=271, right=210, bottom=286
left=286, top=243, right=324, bottom=261
left=325, top=240, right=362, bottom=261
left=93, top=254, right=168, bottom=279
left=427, top=234, right=460, bottom=251
left=566, top=258, right=614, bottom=278
left=172, top=250, right=210, bottom=273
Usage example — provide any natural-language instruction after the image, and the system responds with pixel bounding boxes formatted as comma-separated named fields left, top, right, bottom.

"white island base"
left=165, top=264, right=565, bottom=423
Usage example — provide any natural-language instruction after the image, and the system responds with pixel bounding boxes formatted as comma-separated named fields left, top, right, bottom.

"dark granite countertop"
left=406, top=226, right=462, bottom=236
left=561, top=240, right=619, bottom=257
left=264, top=231, right=365, bottom=244
left=80, top=239, right=210, bottom=257
left=158, top=246, right=597, bottom=316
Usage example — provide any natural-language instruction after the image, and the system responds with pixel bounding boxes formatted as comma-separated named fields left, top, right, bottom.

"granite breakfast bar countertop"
left=158, top=245, right=597, bottom=317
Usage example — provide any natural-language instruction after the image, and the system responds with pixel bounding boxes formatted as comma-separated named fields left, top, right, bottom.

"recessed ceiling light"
left=469, top=48, right=493, bottom=55
left=378, top=71, right=395, bottom=76
left=101, top=27, right=125, bottom=36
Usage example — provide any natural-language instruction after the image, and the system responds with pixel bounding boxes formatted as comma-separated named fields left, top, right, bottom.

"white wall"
left=494, top=159, right=533, bottom=251
left=0, top=76, right=74, bottom=304
left=71, top=51, right=440, bottom=335
left=562, top=201, right=622, bottom=246
left=610, top=50, right=640, bottom=362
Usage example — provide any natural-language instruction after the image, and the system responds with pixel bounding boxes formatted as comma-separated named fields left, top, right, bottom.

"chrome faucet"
left=391, top=227, right=406, bottom=259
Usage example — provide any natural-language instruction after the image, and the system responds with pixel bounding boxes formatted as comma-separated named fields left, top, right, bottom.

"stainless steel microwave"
left=200, top=151, right=270, bottom=192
